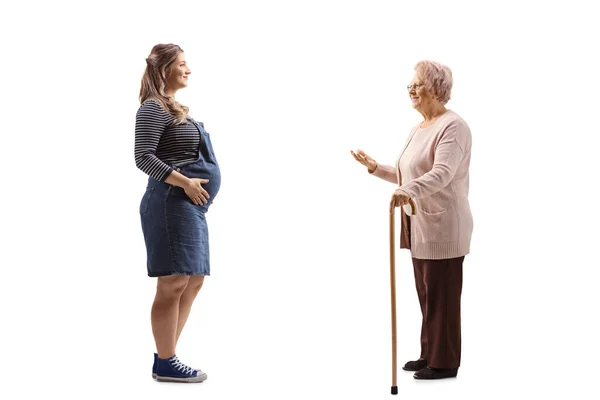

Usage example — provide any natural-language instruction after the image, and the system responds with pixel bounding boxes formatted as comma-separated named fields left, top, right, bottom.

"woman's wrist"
left=180, top=176, right=192, bottom=189
left=368, top=163, right=378, bottom=174
left=166, top=170, right=191, bottom=189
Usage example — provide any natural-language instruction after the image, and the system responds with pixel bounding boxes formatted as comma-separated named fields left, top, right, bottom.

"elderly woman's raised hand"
left=351, top=149, right=377, bottom=172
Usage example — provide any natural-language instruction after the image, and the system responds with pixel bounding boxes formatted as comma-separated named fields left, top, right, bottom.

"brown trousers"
left=412, top=256, right=464, bottom=368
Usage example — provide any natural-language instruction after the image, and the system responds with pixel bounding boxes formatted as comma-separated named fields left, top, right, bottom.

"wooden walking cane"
left=390, top=198, right=417, bottom=395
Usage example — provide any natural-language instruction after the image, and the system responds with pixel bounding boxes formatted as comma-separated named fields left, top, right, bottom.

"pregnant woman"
left=135, top=43, right=221, bottom=383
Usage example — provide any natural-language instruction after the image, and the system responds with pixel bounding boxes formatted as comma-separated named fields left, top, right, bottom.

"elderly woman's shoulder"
left=442, top=111, right=471, bottom=151
left=444, top=110, right=467, bottom=125
left=443, top=111, right=471, bottom=132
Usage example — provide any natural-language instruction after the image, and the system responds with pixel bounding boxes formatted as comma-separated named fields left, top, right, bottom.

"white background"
left=1, top=0, right=599, bottom=399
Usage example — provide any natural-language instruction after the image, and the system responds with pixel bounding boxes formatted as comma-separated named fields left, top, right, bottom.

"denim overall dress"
left=139, top=119, right=221, bottom=277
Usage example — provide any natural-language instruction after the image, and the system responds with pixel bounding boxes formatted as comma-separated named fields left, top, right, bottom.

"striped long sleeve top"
left=134, top=98, right=201, bottom=181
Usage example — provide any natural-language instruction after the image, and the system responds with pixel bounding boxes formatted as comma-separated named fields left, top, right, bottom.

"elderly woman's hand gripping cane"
left=390, top=188, right=417, bottom=216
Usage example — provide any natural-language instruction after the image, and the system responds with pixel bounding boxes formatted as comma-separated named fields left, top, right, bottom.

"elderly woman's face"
left=408, top=74, right=434, bottom=110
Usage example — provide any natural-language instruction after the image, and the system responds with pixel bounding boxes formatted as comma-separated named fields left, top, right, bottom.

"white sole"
left=155, top=372, right=207, bottom=383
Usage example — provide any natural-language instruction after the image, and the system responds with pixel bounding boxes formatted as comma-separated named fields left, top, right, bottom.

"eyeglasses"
left=407, top=83, right=425, bottom=91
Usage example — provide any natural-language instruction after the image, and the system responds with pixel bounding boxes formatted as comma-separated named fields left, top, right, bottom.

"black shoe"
left=413, top=367, right=458, bottom=380
left=402, top=359, right=428, bottom=371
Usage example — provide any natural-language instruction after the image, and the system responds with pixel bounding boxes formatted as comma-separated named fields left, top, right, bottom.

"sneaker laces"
left=170, top=356, right=196, bottom=376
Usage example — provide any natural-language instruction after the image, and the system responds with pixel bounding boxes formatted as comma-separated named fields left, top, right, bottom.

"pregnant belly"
left=178, top=162, right=221, bottom=202
left=202, top=167, right=221, bottom=199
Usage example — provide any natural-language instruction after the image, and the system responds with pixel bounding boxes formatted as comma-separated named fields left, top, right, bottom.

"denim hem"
left=148, top=272, right=211, bottom=278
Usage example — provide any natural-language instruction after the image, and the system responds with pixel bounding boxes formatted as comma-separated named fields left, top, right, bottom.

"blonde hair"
left=415, top=60, right=453, bottom=105
left=139, top=43, right=189, bottom=124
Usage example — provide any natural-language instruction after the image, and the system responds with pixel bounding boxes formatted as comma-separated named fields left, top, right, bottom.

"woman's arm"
left=399, top=120, right=470, bottom=200
left=164, top=170, right=191, bottom=188
left=370, top=163, right=398, bottom=184
left=134, top=99, right=175, bottom=182
left=134, top=100, right=210, bottom=205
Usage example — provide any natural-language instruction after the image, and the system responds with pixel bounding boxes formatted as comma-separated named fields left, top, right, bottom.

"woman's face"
left=408, top=73, right=434, bottom=110
left=166, top=52, right=191, bottom=92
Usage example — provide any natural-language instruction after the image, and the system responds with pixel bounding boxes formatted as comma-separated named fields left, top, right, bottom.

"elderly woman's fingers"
left=391, top=191, right=411, bottom=208
left=390, top=197, right=402, bottom=212
left=351, top=151, right=366, bottom=165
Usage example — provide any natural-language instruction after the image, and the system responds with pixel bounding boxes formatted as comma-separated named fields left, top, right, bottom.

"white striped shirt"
left=134, top=99, right=200, bottom=181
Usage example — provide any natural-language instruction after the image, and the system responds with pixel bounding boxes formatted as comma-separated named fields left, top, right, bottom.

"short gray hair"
left=414, top=60, right=453, bottom=105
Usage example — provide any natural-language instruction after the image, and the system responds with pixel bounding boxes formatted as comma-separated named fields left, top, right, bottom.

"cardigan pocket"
left=415, top=208, right=451, bottom=243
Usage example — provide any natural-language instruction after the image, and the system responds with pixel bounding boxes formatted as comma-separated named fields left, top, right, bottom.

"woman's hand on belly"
left=184, top=178, right=210, bottom=206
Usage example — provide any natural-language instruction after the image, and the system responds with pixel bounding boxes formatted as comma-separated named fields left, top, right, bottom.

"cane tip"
left=391, top=386, right=398, bottom=395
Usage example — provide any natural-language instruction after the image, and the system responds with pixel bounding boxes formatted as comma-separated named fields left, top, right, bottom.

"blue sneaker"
left=155, top=355, right=207, bottom=383
left=152, top=353, right=206, bottom=380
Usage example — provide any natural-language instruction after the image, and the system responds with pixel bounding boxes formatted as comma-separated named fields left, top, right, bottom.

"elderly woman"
left=351, top=60, right=473, bottom=380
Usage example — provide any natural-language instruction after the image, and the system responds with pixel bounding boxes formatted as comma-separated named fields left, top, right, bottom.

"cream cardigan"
left=372, top=110, right=473, bottom=260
